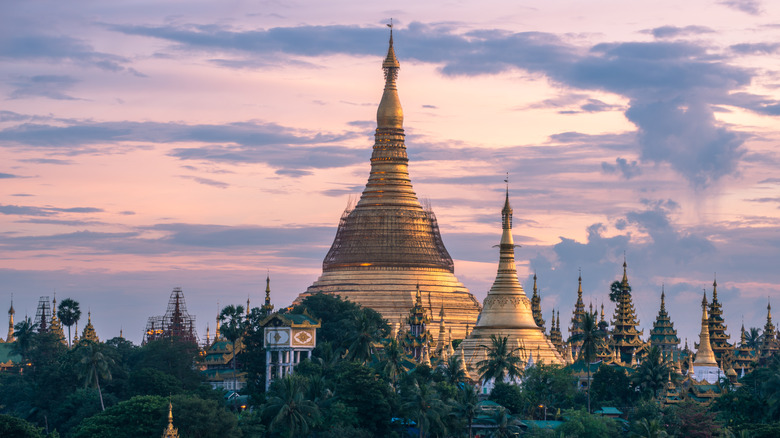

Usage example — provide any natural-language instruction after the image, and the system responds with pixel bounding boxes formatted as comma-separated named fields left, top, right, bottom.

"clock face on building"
left=266, top=328, right=290, bottom=346
left=292, top=330, right=313, bottom=346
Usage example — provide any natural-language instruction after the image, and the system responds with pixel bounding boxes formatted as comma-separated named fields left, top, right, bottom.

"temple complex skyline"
left=2, top=1, right=780, bottom=346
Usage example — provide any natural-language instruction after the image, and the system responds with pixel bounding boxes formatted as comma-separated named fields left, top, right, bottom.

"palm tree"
left=569, top=312, right=602, bottom=413
left=345, top=311, right=383, bottom=364
left=450, top=383, right=479, bottom=438
left=745, top=327, right=762, bottom=353
left=219, top=304, right=246, bottom=376
left=77, top=340, right=114, bottom=411
left=476, top=335, right=524, bottom=384
left=402, top=380, right=449, bottom=438
left=262, top=375, right=320, bottom=438
left=489, top=407, right=520, bottom=438
left=58, top=298, right=81, bottom=347
left=442, top=353, right=468, bottom=386
left=634, top=418, right=668, bottom=438
left=11, top=317, right=38, bottom=360
left=631, top=346, right=672, bottom=400
left=378, top=338, right=407, bottom=389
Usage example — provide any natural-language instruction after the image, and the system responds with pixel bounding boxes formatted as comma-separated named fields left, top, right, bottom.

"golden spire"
left=205, top=324, right=210, bottom=346
left=162, top=401, right=179, bottom=438
left=712, top=275, right=718, bottom=302
left=621, top=257, right=629, bottom=287
left=246, top=295, right=250, bottom=316
left=377, top=21, right=403, bottom=130
left=660, top=286, right=666, bottom=312
left=81, top=310, right=99, bottom=343
left=600, top=303, right=605, bottom=323
left=693, top=291, right=717, bottom=367
left=261, top=273, right=275, bottom=316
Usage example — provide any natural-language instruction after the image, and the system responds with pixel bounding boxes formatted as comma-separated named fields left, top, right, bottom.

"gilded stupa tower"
left=610, top=261, right=643, bottom=363
left=6, top=297, right=14, bottom=343
left=707, top=278, right=733, bottom=368
left=760, top=301, right=778, bottom=359
left=649, top=287, right=679, bottom=357
left=734, top=323, right=756, bottom=373
left=456, top=191, right=563, bottom=373
left=693, top=292, right=720, bottom=383
left=297, top=28, right=481, bottom=338
left=50, top=295, right=66, bottom=344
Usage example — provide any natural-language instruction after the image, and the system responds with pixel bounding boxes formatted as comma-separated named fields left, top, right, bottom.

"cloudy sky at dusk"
left=2, top=0, right=779, bottom=345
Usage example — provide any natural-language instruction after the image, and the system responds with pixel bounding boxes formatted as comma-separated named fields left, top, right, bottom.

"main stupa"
left=295, top=29, right=481, bottom=339
left=456, top=191, right=564, bottom=374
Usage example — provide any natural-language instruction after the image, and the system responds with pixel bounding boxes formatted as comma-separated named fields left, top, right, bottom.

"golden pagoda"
left=707, top=278, right=733, bottom=369
left=649, top=287, right=679, bottom=357
left=530, top=274, right=546, bottom=333
left=162, top=401, right=179, bottom=438
left=692, top=292, right=720, bottom=384
left=759, top=301, right=779, bottom=359
left=568, top=272, right=586, bottom=357
left=81, top=311, right=99, bottom=343
left=456, top=191, right=563, bottom=375
left=594, top=303, right=613, bottom=362
left=50, top=295, right=66, bottom=345
left=295, top=27, right=481, bottom=340
left=610, top=261, right=643, bottom=363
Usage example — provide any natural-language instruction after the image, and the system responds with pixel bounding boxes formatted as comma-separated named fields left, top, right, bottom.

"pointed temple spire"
left=693, top=291, right=720, bottom=383
left=298, top=26, right=481, bottom=340
left=707, top=275, right=733, bottom=368
left=610, top=259, right=643, bottom=363
left=734, top=321, right=755, bottom=372
left=261, top=273, right=275, bottom=316
left=530, top=273, right=546, bottom=333
left=760, top=299, right=779, bottom=359
left=569, top=271, right=586, bottom=356
left=81, top=310, right=99, bottom=343
left=7, top=295, right=15, bottom=343
left=649, top=285, right=679, bottom=355
left=401, top=283, right=433, bottom=362
left=456, top=190, right=563, bottom=372
left=50, top=294, right=66, bottom=344
left=162, top=401, right=180, bottom=438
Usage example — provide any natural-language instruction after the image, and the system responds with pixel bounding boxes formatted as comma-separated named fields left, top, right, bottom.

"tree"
left=58, top=298, right=82, bottom=347
left=219, top=304, right=246, bottom=376
left=520, top=364, right=578, bottom=419
left=345, top=311, right=384, bottom=364
left=77, top=340, right=114, bottom=411
left=0, top=414, right=44, bottom=438
left=401, top=380, right=449, bottom=438
left=334, top=361, right=395, bottom=434
left=668, top=400, right=722, bottom=438
left=556, top=409, right=621, bottom=438
left=632, top=418, right=668, bottom=438
left=262, top=375, right=320, bottom=438
left=631, top=346, right=673, bottom=400
left=378, top=338, right=407, bottom=389
left=489, top=406, right=521, bottom=438
left=609, top=280, right=630, bottom=303
left=489, top=381, right=524, bottom=415
left=590, top=364, right=636, bottom=409
left=476, top=335, right=524, bottom=383
left=745, top=327, right=762, bottom=353
left=450, top=383, right=479, bottom=438
left=441, top=352, right=468, bottom=386
left=569, top=312, right=602, bottom=413
left=11, top=317, right=39, bottom=360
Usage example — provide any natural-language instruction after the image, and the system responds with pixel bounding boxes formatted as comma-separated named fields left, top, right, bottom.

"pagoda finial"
left=163, top=400, right=179, bottom=438
left=600, top=302, right=605, bottom=322
left=578, top=269, right=583, bottom=294
left=661, top=285, right=666, bottom=311
left=712, top=274, right=718, bottom=302
left=622, top=256, right=628, bottom=286
left=768, top=299, right=772, bottom=322
left=501, top=176, right=513, bottom=231
left=701, top=290, right=708, bottom=309
left=377, top=20, right=402, bottom=129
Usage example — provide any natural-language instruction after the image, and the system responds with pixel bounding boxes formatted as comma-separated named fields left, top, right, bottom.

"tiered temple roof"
left=530, top=274, right=545, bottom=333
left=143, top=288, right=198, bottom=345
left=734, top=324, right=756, bottom=374
left=760, top=302, right=778, bottom=360
left=401, top=284, right=433, bottom=361
left=649, top=287, right=679, bottom=357
left=81, top=311, right=99, bottom=343
left=568, top=273, right=586, bottom=357
left=693, top=292, right=720, bottom=384
left=610, top=261, right=643, bottom=363
left=49, top=295, right=66, bottom=344
left=707, top=278, right=733, bottom=369
left=549, top=309, right=564, bottom=354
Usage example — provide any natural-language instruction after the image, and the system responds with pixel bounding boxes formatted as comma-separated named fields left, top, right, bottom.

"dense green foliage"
left=2, top=292, right=780, bottom=437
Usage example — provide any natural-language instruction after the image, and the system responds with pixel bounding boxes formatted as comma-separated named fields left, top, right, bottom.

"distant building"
left=144, top=287, right=198, bottom=345
left=262, top=312, right=320, bottom=390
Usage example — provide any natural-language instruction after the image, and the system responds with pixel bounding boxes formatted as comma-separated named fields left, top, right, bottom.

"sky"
left=1, top=0, right=779, bottom=346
